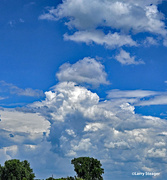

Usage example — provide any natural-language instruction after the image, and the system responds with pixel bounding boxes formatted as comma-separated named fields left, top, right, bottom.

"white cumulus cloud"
left=1, top=80, right=167, bottom=179
left=64, top=31, right=137, bottom=49
left=22, top=80, right=167, bottom=179
left=39, top=0, right=167, bottom=48
left=0, top=109, right=50, bottom=142
left=56, top=57, right=109, bottom=87
left=114, top=49, right=145, bottom=65
left=1, top=58, right=167, bottom=179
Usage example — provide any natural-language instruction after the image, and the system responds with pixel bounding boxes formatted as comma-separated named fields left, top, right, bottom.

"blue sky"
left=0, top=0, right=167, bottom=179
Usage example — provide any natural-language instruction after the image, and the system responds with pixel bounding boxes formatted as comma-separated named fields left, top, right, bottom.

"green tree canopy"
left=46, top=176, right=77, bottom=180
left=71, top=157, right=104, bottom=180
left=46, top=177, right=75, bottom=180
left=46, top=177, right=57, bottom=180
left=0, top=159, right=35, bottom=180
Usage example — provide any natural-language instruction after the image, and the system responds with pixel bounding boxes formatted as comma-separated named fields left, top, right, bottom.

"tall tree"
left=71, top=157, right=104, bottom=180
left=0, top=159, right=35, bottom=180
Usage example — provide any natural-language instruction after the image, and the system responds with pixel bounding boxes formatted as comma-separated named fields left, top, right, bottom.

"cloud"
left=8, top=18, right=25, bottom=28
left=137, top=94, right=167, bottom=106
left=0, top=109, right=50, bottom=141
left=71, top=138, right=92, bottom=152
left=40, top=0, right=166, bottom=34
left=0, top=108, right=54, bottom=178
left=19, top=18, right=25, bottom=23
left=64, top=31, right=137, bottom=49
left=0, top=97, right=7, bottom=100
left=56, top=57, right=110, bottom=87
left=0, top=109, right=50, bottom=162
left=0, top=81, right=44, bottom=97
left=147, top=148, right=167, bottom=159
left=15, top=78, right=166, bottom=179
left=163, top=38, right=167, bottom=46
left=65, top=129, right=76, bottom=137
left=114, top=49, right=145, bottom=65
left=1, top=59, right=167, bottom=178
left=107, top=89, right=167, bottom=106
left=107, top=89, right=158, bottom=98
left=104, top=141, right=130, bottom=150
left=0, top=145, right=18, bottom=164
left=84, top=123, right=105, bottom=132
left=0, top=80, right=167, bottom=179
left=8, top=20, right=16, bottom=27
left=39, top=0, right=167, bottom=48
left=143, top=37, right=159, bottom=47
left=39, top=7, right=58, bottom=21
left=29, top=81, right=100, bottom=122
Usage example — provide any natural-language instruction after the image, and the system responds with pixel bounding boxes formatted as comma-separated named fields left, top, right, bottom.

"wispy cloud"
left=39, top=7, right=57, bottom=21
left=137, top=94, right=167, bottom=106
left=0, top=81, right=44, bottom=97
left=143, top=37, right=159, bottom=47
left=107, top=89, right=167, bottom=106
left=114, top=49, right=145, bottom=65
left=0, top=97, right=7, bottom=101
left=8, top=18, right=25, bottom=27
left=107, top=89, right=158, bottom=98
left=8, top=20, right=16, bottom=27
left=64, top=31, right=137, bottom=49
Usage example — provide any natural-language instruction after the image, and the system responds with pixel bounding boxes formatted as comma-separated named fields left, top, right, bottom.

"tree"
left=46, top=177, right=57, bottom=180
left=0, top=164, right=3, bottom=180
left=46, top=176, right=75, bottom=180
left=0, top=159, right=35, bottom=180
left=71, top=157, right=104, bottom=180
left=46, top=176, right=83, bottom=180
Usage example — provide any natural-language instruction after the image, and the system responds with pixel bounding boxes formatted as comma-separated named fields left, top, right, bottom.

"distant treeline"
left=0, top=157, right=104, bottom=180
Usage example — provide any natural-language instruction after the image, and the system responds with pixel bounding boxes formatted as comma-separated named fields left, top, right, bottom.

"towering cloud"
left=26, top=79, right=167, bottom=179
left=1, top=56, right=167, bottom=178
